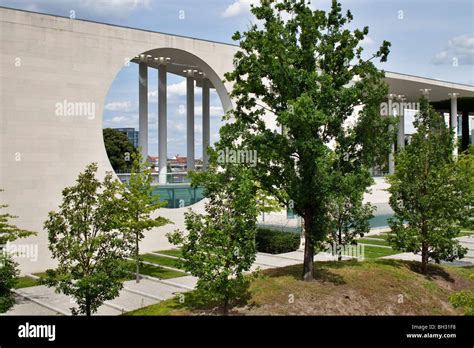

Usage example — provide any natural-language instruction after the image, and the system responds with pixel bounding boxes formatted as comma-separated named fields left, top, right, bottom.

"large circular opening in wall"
left=102, top=48, right=231, bottom=208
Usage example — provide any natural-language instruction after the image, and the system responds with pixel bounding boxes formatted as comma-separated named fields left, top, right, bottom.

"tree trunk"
left=86, top=297, right=91, bottom=316
left=302, top=212, right=314, bottom=281
left=337, top=229, right=342, bottom=261
left=223, top=297, right=229, bottom=316
left=135, top=233, right=140, bottom=283
left=421, top=242, right=428, bottom=274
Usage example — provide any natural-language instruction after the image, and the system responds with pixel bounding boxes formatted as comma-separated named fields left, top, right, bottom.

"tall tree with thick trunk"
left=220, top=0, right=393, bottom=280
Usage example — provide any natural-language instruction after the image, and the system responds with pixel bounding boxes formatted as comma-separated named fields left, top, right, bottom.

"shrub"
left=255, top=228, right=300, bottom=254
left=449, top=290, right=474, bottom=316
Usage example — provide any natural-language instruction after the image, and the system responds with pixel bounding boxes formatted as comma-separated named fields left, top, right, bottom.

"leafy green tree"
left=43, top=163, right=133, bottom=316
left=325, top=174, right=374, bottom=261
left=219, top=0, right=393, bottom=280
left=387, top=98, right=469, bottom=274
left=0, top=189, right=36, bottom=313
left=457, top=147, right=474, bottom=230
left=1, top=189, right=37, bottom=245
left=167, top=163, right=258, bottom=315
left=256, top=183, right=283, bottom=222
left=103, top=128, right=139, bottom=173
left=0, top=254, right=19, bottom=313
left=121, top=150, right=171, bottom=283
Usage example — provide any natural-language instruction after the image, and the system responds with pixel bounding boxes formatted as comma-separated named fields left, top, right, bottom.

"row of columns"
left=137, top=55, right=211, bottom=184
left=387, top=89, right=461, bottom=174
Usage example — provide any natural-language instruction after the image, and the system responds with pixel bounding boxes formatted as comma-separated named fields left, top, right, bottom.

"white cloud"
left=148, top=80, right=202, bottom=100
left=79, top=0, right=151, bottom=18
left=222, top=0, right=257, bottom=18
left=104, top=101, right=133, bottom=112
left=432, top=34, right=474, bottom=65
left=360, top=36, right=374, bottom=46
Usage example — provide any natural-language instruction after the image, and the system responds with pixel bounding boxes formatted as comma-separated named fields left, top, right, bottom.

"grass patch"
left=357, top=238, right=390, bottom=246
left=129, top=261, right=186, bottom=280
left=154, top=249, right=182, bottom=258
left=140, top=254, right=183, bottom=270
left=359, top=245, right=400, bottom=259
left=457, top=231, right=474, bottom=238
left=124, top=259, right=474, bottom=316
left=14, top=276, right=39, bottom=289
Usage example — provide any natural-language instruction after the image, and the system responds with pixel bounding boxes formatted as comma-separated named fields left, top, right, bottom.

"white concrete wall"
left=0, top=8, right=237, bottom=273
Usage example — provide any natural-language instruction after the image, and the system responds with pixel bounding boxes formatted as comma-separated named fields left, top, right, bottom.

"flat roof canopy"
left=385, top=72, right=474, bottom=102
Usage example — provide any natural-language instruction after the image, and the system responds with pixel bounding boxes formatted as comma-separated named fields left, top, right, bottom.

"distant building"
left=114, top=127, right=139, bottom=149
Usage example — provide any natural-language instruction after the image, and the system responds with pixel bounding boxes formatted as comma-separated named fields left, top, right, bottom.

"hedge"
left=255, top=228, right=301, bottom=254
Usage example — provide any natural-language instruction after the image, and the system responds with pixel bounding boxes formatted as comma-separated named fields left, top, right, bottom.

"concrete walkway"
left=13, top=234, right=472, bottom=316
left=3, top=252, right=318, bottom=316
left=382, top=235, right=474, bottom=266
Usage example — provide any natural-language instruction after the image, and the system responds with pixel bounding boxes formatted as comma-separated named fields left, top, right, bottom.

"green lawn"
left=125, top=260, right=474, bottom=316
left=129, top=261, right=187, bottom=279
left=360, top=245, right=400, bottom=259
left=458, top=231, right=474, bottom=238
left=14, top=276, right=39, bottom=289
left=357, top=238, right=390, bottom=246
left=140, top=254, right=183, bottom=270
left=154, top=249, right=182, bottom=258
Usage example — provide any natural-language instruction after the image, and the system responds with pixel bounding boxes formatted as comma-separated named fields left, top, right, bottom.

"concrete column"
left=186, top=70, right=195, bottom=171
left=462, top=110, right=470, bottom=152
left=388, top=94, right=396, bottom=175
left=397, top=95, right=405, bottom=150
left=449, top=93, right=459, bottom=157
left=202, top=78, right=210, bottom=170
left=158, top=62, right=168, bottom=184
left=138, top=56, right=148, bottom=162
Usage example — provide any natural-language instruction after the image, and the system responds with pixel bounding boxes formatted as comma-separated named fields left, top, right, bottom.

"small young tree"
left=121, top=150, right=171, bottom=283
left=325, top=173, right=374, bottom=261
left=0, top=254, right=18, bottom=313
left=43, top=163, right=133, bottom=315
left=0, top=189, right=37, bottom=245
left=387, top=98, right=469, bottom=274
left=457, top=147, right=474, bottom=230
left=167, top=164, right=258, bottom=315
left=0, top=189, right=36, bottom=313
left=256, top=184, right=283, bottom=222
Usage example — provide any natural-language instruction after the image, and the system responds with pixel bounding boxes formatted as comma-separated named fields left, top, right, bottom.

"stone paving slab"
left=106, top=289, right=158, bottom=312
left=2, top=296, right=61, bottom=316
left=159, top=275, right=198, bottom=290
left=255, top=253, right=302, bottom=267
left=16, top=285, right=129, bottom=315
left=124, top=279, right=186, bottom=300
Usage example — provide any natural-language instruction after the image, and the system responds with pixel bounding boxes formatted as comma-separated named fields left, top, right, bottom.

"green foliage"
left=457, top=150, right=474, bottom=229
left=449, top=290, right=474, bottom=315
left=43, top=163, right=133, bottom=316
left=256, top=185, right=283, bottom=215
left=120, top=150, right=172, bottom=282
left=0, top=189, right=36, bottom=245
left=0, top=189, right=36, bottom=313
left=255, top=228, right=300, bottom=254
left=167, top=164, right=258, bottom=314
left=387, top=98, right=469, bottom=274
left=103, top=128, right=138, bottom=172
left=325, top=173, right=374, bottom=260
left=0, top=253, right=18, bottom=313
left=219, top=0, right=393, bottom=280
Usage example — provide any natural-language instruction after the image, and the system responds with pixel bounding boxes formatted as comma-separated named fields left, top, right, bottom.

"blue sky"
left=2, top=0, right=473, bottom=157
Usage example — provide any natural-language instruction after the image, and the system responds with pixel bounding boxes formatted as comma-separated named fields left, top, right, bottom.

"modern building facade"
left=114, top=127, right=139, bottom=149
left=1, top=7, right=473, bottom=273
